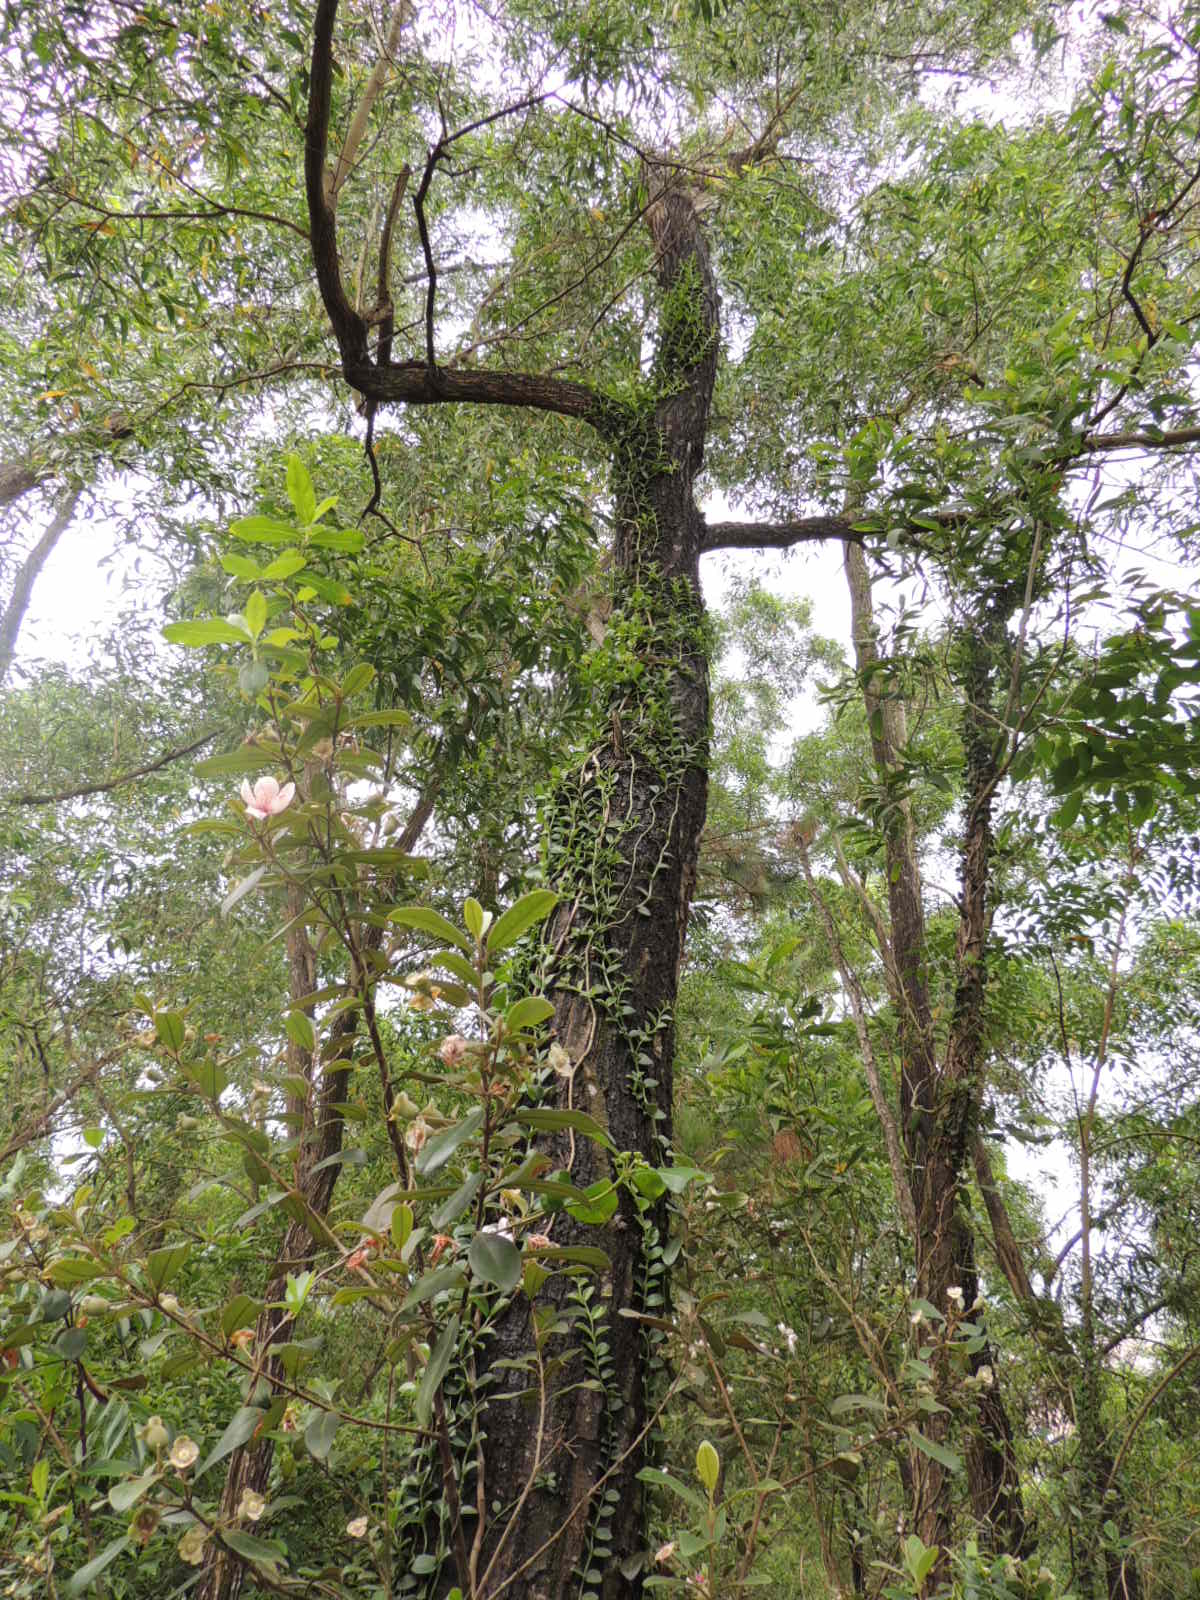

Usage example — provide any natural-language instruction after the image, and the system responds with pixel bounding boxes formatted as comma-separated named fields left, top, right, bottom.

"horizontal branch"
left=0, top=413, right=132, bottom=512
left=1083, top=422, right=1200, bottom=452
left=349, top=358, right=624, bottom=433
left=0, top=461, right=40, bottom=509
left=700, top=515, right=859, bottom=553
left=3, top=727, right=220, bottom=807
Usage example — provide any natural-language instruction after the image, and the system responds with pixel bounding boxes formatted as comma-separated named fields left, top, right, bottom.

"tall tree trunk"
left=303, top=16, right=723, bottom=1589
left=843, top=551, right=1026, bottom=1557
left=467, top=178, right=715, bottom=1600
left=0, top=485, right=81, bottom=685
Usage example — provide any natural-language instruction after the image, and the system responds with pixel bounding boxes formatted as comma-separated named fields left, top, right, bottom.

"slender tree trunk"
left=843, top=553, right=1026, bottom=1558
left=0, top=485, right=81, bottom=685
left=198, top=787, right=438, bottom=1600
left=468, top=180, right=716, bottom=1600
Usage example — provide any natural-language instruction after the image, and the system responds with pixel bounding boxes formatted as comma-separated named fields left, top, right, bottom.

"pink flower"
left=240, top=775, right=296, bottom=819
left=439, top=1034, right=469, bottom=1068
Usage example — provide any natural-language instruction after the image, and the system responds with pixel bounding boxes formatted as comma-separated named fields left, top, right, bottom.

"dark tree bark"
left=467, top=181, right=716, bottom=1600
left=303, top=7, right=725, bottom=1592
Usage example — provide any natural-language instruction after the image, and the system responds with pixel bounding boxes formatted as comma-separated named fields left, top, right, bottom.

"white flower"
left=548, top=1043, right=573, bottom=1078
left=238, top=1489, right=266, bottom=1521
left=777, top=1322, right=798, bottom=1353
left=240, top=775, right=296, bottom=820
left=976, top=1364, right=994, bottom=1387
left=655, top=1542, right=677, bottom=1565
left=346, top=1516, right=368, bottom=1538
left=911, top=1309, right=925, bottom=1326
left=482, top=1218, right=515, bottom=1243
left=169, top=1436, right=200, bottom=1471
left=946, top=1285, right=965, bottom=1308
left=404, top=1116, right=430, bottom=1155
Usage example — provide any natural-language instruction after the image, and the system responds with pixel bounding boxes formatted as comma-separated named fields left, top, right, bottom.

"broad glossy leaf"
left=163, top=618, right=252, bottom=647
left=515, top=1109, right=613, bottom=1150
left=197, top=1407, right=264, bottom=1478
left=468, top=1230, right=522, bottom=1292
left=388, top=905, right=471, bottom=952
left=414, top=1108, right=484, bottom=1175
left=487, top=890, right=558, bottom=953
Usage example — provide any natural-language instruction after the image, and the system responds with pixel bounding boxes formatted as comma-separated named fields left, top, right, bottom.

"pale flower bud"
left=655, top=1542, right=677, bottom=1566
left=159, top=1293, right=180, bottom=1315
left=346, top=1516, right=369, bottom=1538
left=140, top=1415, right=169, bottom=1452
left=547, top=1043, right=572, bottom=1078
left=404, top=1116, right=430, bottom=1155
left=131, top=1505, right=161, bottom=1546
left=238, top=1489, right=266, bottom=1522
left=946, top=1285, right=964, bottom=1308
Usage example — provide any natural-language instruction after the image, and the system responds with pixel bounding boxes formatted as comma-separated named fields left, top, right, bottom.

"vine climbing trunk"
left=470, top=179, right=716, bottom=1600
left=303, top=12, right=720, bottom=1585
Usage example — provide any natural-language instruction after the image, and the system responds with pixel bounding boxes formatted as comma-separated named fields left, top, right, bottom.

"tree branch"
left=306, top=0, right=371, bottom=367
left=353, top=358, right=620, bottom=430
left=305, top=5, right=623, bottom=435
left=0, top=413, right=132, bottom=514
left=701, top=514, right=861, bottom=553
left=795, top=836, right=920, bottom=1243
left=331, top=0, right=412, bottom=198
left=2, top=727, right=221, bottom=807
left=1083, top=422, right=1200, bottom=452
left=0, top=485, right=83, bottom=685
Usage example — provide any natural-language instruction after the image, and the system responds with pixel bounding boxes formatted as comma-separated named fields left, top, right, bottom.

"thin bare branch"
left=3, top=727, right=221, bottom=807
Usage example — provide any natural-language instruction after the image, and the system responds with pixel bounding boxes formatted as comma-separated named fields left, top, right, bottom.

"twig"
left=2, top=727, right=221, bottom=807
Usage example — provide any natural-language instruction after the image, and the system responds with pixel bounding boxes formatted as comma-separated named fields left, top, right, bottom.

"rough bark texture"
left=468, top=179, right=715, bottom=1600
left=301, top=12, right=746, bottom=1591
